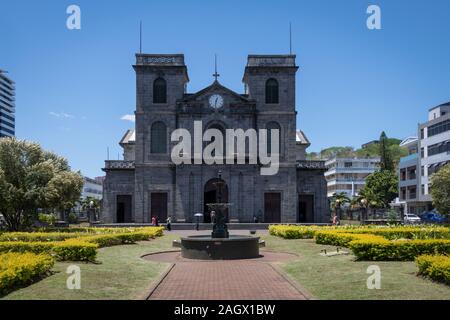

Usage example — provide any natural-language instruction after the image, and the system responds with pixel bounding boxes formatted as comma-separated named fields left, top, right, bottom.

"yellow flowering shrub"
left=0, top=252, right=54, bottom=295
left=0, top=227, right=164, bottom=261
left=416, top=255, right=450, bottom=285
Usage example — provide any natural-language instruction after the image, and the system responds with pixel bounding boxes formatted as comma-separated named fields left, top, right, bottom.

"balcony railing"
left=297, top=160, right=326, bottom=170
left=104, top=160, right=135, bottom=170
left=400, top=153, right=418, bottom=163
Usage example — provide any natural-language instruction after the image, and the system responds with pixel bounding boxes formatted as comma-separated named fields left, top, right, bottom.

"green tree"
left=330, top=192, right=350, bottom=218
left=0, top=138, right=83, bottom=230
left=379, top=131, right=394, bottom=172
left=361, top=170, right=398, bottom=208
left=430, top=164, right=450, bottom=215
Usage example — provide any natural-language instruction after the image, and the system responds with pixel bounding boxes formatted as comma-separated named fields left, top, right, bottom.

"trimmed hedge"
left=0, top=252, right=54, bottom=295
left=268, top=225, right=319, bottom=239
left=349, top=239, right=450, bottom=261
left=269, top=225, right=450, bottom=240
left=315, top=231, right=386, bottom=247
left=0, top=240, right=98, bottom=261
left=0, top=232, right=82, bottom=242
left=416, top=255, right=450, bottom=285
left=0, top=227, right=164, bottom=261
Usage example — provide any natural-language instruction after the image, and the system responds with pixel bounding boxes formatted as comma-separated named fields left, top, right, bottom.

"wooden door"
left=150, top=192, right=168, bottom=222
left=264, top=193, right=281, bottom=223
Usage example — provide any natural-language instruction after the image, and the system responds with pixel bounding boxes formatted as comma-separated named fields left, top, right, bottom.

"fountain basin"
left=173, top=235, right=263, bottom=260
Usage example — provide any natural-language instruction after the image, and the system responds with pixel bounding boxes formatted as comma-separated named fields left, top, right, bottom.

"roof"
left=429, top=101, right=450, bottom=111
left=399, top=136, right=418, bottom=147
left=181, top=80, right=250, bottom=103
left=296, top=130, right=310, bottom=146
left=119, top=129, right=135, bottom=145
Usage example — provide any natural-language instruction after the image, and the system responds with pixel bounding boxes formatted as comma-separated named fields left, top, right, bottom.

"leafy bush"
left=416, top=255, right=450, bottom=285
left=0, top=252, right=54, bottom=295
left=38, top=213, right=57, bottom=226
left=67, top=212, right=78, bottom=224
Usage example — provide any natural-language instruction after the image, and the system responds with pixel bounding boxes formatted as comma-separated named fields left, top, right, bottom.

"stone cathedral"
left=101, top=53, right=329, bottom=224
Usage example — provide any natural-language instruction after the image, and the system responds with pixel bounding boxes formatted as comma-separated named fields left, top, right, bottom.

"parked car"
left=419, top=211, right=449, bottom=224
left=404, top=213, right=421, bottom=224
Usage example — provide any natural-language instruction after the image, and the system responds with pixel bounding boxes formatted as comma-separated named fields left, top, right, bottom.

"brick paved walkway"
left=146, top=252, right=309, bottom=300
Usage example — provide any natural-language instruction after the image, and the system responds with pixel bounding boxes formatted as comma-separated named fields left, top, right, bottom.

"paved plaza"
left=144, top=230, right=312, bottom=300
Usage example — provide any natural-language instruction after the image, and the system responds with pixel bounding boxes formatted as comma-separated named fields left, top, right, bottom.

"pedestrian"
left=210, top=211, right=216, bottom=224
left=155, top=216, right=159, bottom=226
left=253, top=215, right=259, bottom=223
left=166, top=216, right=172, bottom=231
left=332, top=214, right=340, bottom=226
left=151, top=216, right=156, bottom=226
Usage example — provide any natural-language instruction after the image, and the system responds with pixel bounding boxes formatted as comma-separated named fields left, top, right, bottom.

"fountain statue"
left=173, top=170, right=264, bottom=260
left=208, top=171, right=229, bottom=239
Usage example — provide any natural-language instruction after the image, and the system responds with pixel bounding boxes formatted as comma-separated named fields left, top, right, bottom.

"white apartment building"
left=398, top=102, right=450, bottom=213
left=82, top=176, right=103, bottom=200
left=325, top=157, right=380, bottom=198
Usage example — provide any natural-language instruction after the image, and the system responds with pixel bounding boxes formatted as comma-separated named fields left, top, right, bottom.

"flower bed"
left=0, top=227, right=164, bottom=261
left=269, top=225, right=450, bottom=261
left=0, top=252, right=54, bottom=295
left=416, top=255, right=450, bottom=285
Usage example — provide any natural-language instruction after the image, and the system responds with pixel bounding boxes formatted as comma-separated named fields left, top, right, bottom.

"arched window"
left=265, top=78, right=279, bottom=104
left=151, top=121, right=167, bottom=154
left=266, top=122, right=281, bottom=155
left=153, top=78, right=167, bottom=103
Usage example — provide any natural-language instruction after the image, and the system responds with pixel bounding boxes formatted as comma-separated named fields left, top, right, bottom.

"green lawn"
left=262, top=234, right=450, bottom=300
left=1, top=234, right=178, bottom=300
left=2, top=232, right=449, bottom=300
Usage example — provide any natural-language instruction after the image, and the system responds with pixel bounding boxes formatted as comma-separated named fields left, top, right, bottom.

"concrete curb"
left=140, top=263, right=175, bottom=300
left=268, top=263, right=317, bottom=300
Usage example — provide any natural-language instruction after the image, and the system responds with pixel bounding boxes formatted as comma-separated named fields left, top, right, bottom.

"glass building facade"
left=0, top=70, right=15, bottom=138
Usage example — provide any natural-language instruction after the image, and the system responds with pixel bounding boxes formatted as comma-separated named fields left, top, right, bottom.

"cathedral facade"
left=101, top=53, right=329, bottom=224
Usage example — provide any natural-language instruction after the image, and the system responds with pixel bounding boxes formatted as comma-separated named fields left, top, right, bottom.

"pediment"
left=180, top=81, right=251, bottom=106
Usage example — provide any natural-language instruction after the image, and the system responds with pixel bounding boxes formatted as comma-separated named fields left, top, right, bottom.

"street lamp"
left=360, top=198, right=368, bottom=222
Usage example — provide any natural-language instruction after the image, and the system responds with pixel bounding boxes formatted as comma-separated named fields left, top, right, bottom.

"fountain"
left=173, top=171, right=263, bottom=260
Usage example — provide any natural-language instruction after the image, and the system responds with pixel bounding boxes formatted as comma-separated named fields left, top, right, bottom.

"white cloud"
left=49, top=111, right=75, bottom=119
left=121, top=114, right=135, bottom=122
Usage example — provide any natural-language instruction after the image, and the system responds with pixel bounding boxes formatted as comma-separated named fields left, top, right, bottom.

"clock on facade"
left=209, top=94, right=224, bottom=109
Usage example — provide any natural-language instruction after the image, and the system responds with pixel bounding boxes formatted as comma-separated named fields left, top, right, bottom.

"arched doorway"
left=203, top=178, right=228, bottom=223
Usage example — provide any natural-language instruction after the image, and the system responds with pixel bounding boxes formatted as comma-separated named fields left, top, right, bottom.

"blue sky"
left=1, top=0, right=450, bottom=177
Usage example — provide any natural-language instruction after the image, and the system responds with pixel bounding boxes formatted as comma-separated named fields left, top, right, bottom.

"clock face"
left=209, top=94, right=224, bottom=109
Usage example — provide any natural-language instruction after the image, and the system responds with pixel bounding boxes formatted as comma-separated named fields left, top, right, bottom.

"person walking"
left=155, top=216, right=159, bottom=226
left=332, top=214, right=340, bottom=226
left=166, top=216, right=172, bottom=231
left=151, top=216, right=156, bottom=226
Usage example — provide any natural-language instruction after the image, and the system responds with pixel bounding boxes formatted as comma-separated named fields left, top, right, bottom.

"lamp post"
left=335, top=198, right=340, bottom=220
left=89, top=200, right=94, bottom=223
left=360, top=198, right=368, bottom=223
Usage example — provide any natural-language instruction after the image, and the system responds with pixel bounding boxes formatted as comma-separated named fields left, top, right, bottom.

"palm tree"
left=355, top=188, right=382, bottom=221
left=331, top=192, right=350, bottom=220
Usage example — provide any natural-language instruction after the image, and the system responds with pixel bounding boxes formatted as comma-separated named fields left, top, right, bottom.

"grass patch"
left=261, top=234, right=450, bottom=300
left=1, top=234, right=178, bottom=300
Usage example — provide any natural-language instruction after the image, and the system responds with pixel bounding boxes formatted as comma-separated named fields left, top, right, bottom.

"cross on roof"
left=213, top=54, right=220, bottom=81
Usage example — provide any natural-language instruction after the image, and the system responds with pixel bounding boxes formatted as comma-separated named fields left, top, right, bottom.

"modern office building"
left=324, top=157, right=380, bottom=198
left=0, top=70, right=15, bottom=138
left=398, top=102, right=450, bottom=213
